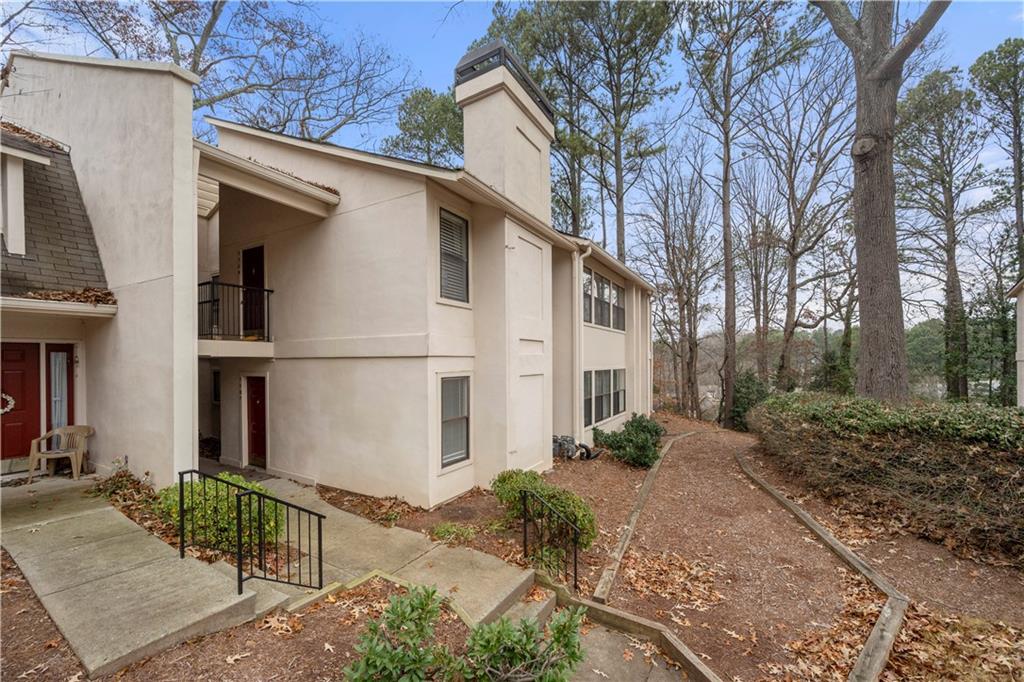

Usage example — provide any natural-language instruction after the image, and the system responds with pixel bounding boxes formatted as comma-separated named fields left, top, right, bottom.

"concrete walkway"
left=574, top=625, right=685, bottom=681
left=255, top=475, right=534, bottom=625
left=1, top=477, right=258, bottom=677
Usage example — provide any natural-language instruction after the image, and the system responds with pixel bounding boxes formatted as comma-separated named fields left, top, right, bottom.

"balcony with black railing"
left=198, top=279, right=273, bottom=342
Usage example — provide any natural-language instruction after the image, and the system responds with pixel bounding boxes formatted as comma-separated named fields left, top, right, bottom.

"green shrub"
left=344, top=586, right=585, bottom=682
left=343, top=586, right=455, bottom=680
left=593, top=413, right=666, bottom=468
left=430, top=521, right=476, bottom=545
left=489, top=470, right=597, bottom=550
left=462, top=606, right=585, bottom=681
left=748, top=393, right=1024, bottom=566
left=155, top=473, right=282, bottom=552
left=731, top=370, right=770, bottom=431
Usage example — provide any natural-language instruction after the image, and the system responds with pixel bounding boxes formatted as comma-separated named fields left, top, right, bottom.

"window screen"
left=613, top=369, right=625, bottom=415
left=441, top=376, right=470, bottom=467
left=583, top=268, right=593, bottom=323
left=595, top=275, right=611, bottom=327
left=440, top=210, right=469, bottom=302
left=594, top=370, right=612, bottom=423
left=613, top=284, right=626, bottom=331
left=583, top=371, right=593, bottom=427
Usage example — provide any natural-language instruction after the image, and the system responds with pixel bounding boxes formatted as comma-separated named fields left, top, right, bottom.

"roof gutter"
left=456, top=172, right=576, bottom=251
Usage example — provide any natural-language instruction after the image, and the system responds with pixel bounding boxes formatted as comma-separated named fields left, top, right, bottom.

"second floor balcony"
left=198, top=280, right=275, bottom=357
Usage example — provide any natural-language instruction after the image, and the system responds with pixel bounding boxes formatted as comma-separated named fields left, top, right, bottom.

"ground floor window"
left=441, top=376, right=469, bottom=467
left=613, top=369, right=625, bottom=415
left=584, top=368, right=626, bottom=427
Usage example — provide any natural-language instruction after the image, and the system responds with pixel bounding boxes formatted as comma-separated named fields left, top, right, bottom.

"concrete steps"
left=501, top=586, right=557, bottom=626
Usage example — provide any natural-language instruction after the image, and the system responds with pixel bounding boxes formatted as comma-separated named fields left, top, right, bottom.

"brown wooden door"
left=241, top=245, right=265, bottom=336
left=1, top=343, right=41, bottom=460
left=246, top=376, right=267, bottom=468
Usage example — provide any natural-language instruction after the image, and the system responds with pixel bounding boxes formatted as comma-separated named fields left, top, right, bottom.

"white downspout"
left=576, top=245, right=592, bottom=441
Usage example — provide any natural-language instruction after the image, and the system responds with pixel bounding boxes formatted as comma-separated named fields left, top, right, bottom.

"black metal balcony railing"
left=198, top=280, right=273, bottom=341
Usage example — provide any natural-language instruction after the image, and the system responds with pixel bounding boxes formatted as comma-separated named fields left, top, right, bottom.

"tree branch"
left=870, top=1, right=951, bottom=80
left=809, top=1, right=863, bottom=53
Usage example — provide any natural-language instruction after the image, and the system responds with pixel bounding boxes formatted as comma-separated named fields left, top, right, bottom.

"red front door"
left=246, top=376, right=267, bottom=468
left=1, top=343, right=41, bottom=460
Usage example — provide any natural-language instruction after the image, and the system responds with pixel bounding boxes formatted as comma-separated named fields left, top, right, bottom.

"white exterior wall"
left=579, top=258, right=653, bottom=445
left=3, top=55, right=198, bottom=485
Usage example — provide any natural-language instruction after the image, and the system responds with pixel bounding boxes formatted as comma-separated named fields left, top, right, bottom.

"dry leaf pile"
left=24, top=288, right=117, bottom=306
left=619, top=547, right=724, bottom=612
left=317, top=485, right=417, bottom=525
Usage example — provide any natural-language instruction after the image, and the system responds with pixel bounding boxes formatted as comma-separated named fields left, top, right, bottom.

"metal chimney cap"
left=454, top=39, right=554, bottom=123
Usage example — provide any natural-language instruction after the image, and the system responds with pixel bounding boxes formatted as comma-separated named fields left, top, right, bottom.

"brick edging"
left=733, top=450, right=909, bottom=682
left=592, top=432, right=696, bottom=603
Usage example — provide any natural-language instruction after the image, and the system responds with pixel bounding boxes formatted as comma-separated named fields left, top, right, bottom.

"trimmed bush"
left=731, top=370, right=770, bottom=431
left=749, top=393, right=1024, bottom=566
left=344, top=586, right=585, bottom=681
left=490, top=469, right=597, bottom=550
left=593, top=412, right=666, bottom=468
left=156, top=473, right=282, bottom=552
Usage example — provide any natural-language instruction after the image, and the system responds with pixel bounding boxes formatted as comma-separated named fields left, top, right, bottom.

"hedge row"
left=748, top=393, right=1024, bottom=567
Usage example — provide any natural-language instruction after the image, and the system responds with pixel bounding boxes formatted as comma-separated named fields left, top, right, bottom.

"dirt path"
left=608, top=426, right=879, bottom=681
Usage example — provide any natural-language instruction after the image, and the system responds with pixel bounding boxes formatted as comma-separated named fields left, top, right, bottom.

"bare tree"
left=13, top=1, right=412, bottom=141
left=811, top=0, right=951, bottom=402
left=745, top=39, right=855, bottom=390
left=733, top=159, right=786, bottom=383
left=634, top=137, right=721, bottom=417
left=678, top=0, right=807, bottom=426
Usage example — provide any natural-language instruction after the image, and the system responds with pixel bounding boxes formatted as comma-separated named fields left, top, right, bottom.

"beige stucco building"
left=1, top=44, right=653, bottom=508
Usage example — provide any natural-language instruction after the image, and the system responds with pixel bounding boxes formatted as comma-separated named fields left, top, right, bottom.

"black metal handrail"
left=198, top=280, right=274, bottom=341
left=521, top=489, right=580, bottom=592
left=177, top=469, right=325, bottom=594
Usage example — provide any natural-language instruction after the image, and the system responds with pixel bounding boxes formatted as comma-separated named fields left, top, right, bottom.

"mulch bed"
left=609, top=428, right=876, bottom=681
left=1, top=549, right=467, bottom=681
left=319, top=449, right=651, bottom=596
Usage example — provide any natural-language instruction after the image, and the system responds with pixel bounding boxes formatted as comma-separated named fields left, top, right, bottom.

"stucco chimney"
left=455, top=40, right=555, bottom=223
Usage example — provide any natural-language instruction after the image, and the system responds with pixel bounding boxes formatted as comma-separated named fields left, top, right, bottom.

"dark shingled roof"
left=1, top=123, right=108, bottom=297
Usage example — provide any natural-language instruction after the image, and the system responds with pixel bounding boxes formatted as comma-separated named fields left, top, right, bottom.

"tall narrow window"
left=613, top=284, right=626, bottom=331
left=212, top=369, right=221, bottom=405
left=594, top=369, right=612, bottom=423
left=595, top=275, right=611, bottom=327
left=440, top=209, right=469, bottom=302
left=613, top=369, right=626, bottom=415
left=583, top=267, right=593, bottom=323
left=441, top=376, right=470, bottom=467
left=583, top=371, right=593, bottom=427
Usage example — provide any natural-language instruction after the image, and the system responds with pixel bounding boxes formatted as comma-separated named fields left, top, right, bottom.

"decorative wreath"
left=0, top=393, right=14, bottom=415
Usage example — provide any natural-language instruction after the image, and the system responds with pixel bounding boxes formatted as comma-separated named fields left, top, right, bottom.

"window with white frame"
left=595, top=274, right=611, bottom=327
left=441, top=376, right=470, bottom=467
left=440, top=209, right=469, bottom=302
left=583, top=267, right=593, bottom=323
left=584, top=368, right=625, bottom=426
left=612, top=284, right=626, bottom=331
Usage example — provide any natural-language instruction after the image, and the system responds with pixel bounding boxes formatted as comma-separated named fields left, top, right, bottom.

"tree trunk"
left=849, top=72, right=910, bottom=402
left=1013, top=112, right=1024, bottom=273
left=721, top=124, right=737, bottom=426
left=777, top=253, right=799, bottom=391
left=942, top=207, right=969, bottom=400
left=614, top=135, right=626, bottom=262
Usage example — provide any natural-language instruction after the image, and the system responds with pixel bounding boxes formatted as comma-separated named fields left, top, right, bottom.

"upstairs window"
left=440, top=209, right=469, bottom=303
left=583, top=268, right=593, bottom=323
left=613, top=284, right=626, bottom=331
left=595, top=275, right=611, bottom=327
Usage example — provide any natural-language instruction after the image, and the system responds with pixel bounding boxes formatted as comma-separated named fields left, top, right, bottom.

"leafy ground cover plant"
left=155, top=473, right=282, bottom=551
left=344, top=586, right=585, bottom=681
left=593, top=413, right=666, bottom=468
left=430, top=521, right=477, bottom=545
left=749, top=392, right=1024, bottom=566
left=730, top=370, right=770, bottom=431
left=491, top=470, right=597, bottom=550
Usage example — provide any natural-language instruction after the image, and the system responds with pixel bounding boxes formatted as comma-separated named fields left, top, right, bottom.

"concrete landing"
left=572, top=625, right=684, bottom=681
left=1, top=477, right=259, bottom=677
left=258, top=477, right=535, bottom=625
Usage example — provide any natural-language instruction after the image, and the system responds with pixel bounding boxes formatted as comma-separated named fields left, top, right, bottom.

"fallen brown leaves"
left=619, top=547, right=724, bottom=613
left=23, top=288, right=117, bottom=305
left=317, top=484, right=417, bottom=526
